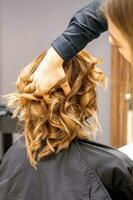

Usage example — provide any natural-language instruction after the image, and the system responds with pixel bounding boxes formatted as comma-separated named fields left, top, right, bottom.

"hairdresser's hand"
left=27, top=47, right=70, bottom=97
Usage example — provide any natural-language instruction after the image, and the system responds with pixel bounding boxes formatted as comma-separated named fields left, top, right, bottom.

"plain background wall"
left=0, top=0, right=111, bottom=157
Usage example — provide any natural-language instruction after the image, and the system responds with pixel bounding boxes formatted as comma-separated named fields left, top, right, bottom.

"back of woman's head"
left=5, top=50, right=107, bottom=169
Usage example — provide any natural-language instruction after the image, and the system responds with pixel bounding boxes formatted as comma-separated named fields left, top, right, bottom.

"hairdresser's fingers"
left=23, top=82, right=36, bottom=93
left=29, top=74, right=34, bottom=82
left=33, top=85, right=46, bottom=97
left=42, top=93, right=50, bottom=104
left=60, top=80, right=71, bottom=96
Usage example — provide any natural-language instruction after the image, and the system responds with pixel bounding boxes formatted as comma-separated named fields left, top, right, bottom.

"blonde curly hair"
left=5, top=50, right=107, bottom=169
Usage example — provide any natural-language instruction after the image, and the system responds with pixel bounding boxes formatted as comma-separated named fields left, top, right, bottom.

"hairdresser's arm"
left=51, top=0, right=107, bottom=61
left=30, top=0, right=107, bottom=96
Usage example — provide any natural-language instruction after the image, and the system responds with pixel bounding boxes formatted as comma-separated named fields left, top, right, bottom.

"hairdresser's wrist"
left=42, top=46, right=64, bottom=68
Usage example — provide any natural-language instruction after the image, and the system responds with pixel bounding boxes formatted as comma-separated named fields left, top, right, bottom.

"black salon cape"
left=0, top=135, right=133, bottom=200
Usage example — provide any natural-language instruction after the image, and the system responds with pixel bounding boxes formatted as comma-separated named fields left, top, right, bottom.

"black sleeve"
left=51, top=0, right=107, bottom=61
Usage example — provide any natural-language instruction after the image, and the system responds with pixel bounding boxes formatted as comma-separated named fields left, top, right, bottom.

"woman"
left=0, top=50, right=133, bottom=200
left=27, top=0, right=133, bottom=102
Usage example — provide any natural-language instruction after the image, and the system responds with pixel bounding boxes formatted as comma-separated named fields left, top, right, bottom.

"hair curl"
left=5, top=50, right=107, bottom=169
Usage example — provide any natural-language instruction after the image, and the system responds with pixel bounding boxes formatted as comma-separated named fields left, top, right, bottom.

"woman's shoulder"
left=76, top=138, right=133, bottom=172
left=0, top=136, right=42, bottom=199
left=2, top=135, right=26, bottom=161
left=76, top=138, right=133, bottom=191
left=0, top=135, right=28, bottom=177
left=76, top=138, right=133, bottom=162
